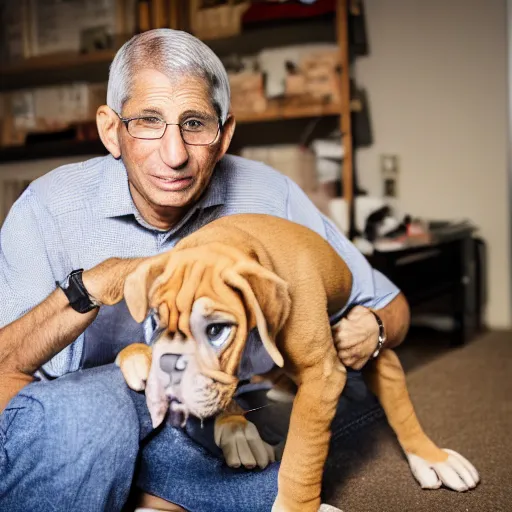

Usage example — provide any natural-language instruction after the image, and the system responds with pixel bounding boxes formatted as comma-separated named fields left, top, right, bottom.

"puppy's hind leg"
left=362, top=349, right=480, bottom=492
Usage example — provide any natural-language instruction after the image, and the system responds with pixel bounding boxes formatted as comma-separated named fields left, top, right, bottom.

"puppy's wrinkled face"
left=124, top=244, right=290, bottom=428
left=145, top=297, right=245, bottom=428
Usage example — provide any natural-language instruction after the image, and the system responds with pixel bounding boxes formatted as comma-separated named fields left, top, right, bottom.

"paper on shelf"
left=311, top=139, right=344, bottom=160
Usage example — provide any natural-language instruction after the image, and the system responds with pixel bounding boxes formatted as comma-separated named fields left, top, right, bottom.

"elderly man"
left=0, top=29, right=409, bottom=512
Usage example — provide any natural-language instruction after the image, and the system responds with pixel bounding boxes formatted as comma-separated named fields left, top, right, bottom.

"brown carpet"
left=323, top=330, right=512, bottom=512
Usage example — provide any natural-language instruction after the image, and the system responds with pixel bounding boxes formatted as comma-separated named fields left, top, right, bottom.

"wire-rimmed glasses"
left=115, top=111, right=221, bottom=146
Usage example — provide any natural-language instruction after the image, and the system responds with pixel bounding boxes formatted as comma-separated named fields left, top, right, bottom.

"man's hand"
left=82, top=257, right=144, bottom=306
left=333, top=293, right=411, bottom=370
left=332, top=306, right=379, bottom=370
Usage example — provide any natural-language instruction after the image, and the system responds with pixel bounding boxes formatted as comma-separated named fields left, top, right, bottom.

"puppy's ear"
left=223, top=261, right=291, bottom=368
left=124, top=253, right=169, bottom=323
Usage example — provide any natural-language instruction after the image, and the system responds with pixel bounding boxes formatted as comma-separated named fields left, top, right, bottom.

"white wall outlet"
left=381, top=154, right=399, bottom=198
left=384, top=177, right=397, bottom=197
left=381, top=154, right=399, bottom=175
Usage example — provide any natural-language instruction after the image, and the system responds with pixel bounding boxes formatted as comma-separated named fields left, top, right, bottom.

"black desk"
left=367, top=230, right=485, bottom=345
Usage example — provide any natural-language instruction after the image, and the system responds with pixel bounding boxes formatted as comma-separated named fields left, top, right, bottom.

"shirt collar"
left=197, top=161, right=228, bottom=210
left=98, top=155, right=138, bottom=218
left=98, top=155, right=228, bottom=221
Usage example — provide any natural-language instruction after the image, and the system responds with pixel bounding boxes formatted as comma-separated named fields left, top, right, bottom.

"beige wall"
left=355, top=0, right=510, bottom=328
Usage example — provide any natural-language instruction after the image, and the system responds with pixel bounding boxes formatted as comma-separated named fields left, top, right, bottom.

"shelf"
left=236, top=101, right=340, bottom=123
left=237, top=99, right=359, bottom=124
left=0, top=140, right=107, bottom=164
left=0, top=98, right=357, bottom=164
left=0, top=50, right=117, bottom=76
left=0, top=51, right=116, bottom=91
left=205, top=18, right=336, bottom=58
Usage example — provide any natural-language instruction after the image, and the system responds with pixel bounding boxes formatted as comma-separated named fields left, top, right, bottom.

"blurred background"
left=0, top=0, right=508, bottom=354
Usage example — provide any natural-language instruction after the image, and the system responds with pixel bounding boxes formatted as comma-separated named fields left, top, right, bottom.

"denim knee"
left=0, top=364, right=140, bottom=512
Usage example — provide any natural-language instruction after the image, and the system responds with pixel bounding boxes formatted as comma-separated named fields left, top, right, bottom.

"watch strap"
left=369, top=310, right=386, bottom=359
left=58, top=269, right=99, bottom=314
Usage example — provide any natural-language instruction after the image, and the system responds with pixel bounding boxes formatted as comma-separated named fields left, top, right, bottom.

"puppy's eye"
left=206, top=323, right=233, bottom=348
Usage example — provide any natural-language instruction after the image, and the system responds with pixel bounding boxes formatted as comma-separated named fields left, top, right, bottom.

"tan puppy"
left=116, top=214, right=479, bottom=512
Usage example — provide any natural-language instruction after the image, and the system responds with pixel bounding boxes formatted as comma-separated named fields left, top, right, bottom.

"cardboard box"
left=189, top=0, right=249, bottom=40
left=300, top=49, right=341, bottom=71
left=241, top=144, right=317, bottom=194
left=228, top=71, right=264, bottom=92
left=229, top=72, right=267, bottom=114
left=231, top=91, right=267, bottom=114
left=285, top=74, right=307, bottom=96
left=305, top=71, right=341, bottom=102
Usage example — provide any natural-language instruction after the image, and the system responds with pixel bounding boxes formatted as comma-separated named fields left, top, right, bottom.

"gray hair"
left=107, top=29, right=231, bottom=123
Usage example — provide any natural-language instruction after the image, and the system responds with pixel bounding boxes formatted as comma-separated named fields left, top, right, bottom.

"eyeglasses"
left=115, top=111, right=221, bottom=146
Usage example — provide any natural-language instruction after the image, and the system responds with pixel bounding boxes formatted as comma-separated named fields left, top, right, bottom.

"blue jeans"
left=0, top=364, right=384, bottom=512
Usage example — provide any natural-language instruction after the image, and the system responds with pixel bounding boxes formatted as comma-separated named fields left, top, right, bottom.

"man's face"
left=116, top=69, right=230, bottom=228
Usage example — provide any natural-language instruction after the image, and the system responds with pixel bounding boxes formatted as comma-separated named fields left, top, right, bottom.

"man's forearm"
left=375, top=292, right=410, bottom=349
left=0, top=289, right=98, bottom=410
left=0, top=288, right=98, bottom=374
left=0, top=256, right=146, bottom=411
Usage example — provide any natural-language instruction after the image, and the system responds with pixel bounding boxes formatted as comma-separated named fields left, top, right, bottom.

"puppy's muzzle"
left=160, top=353, right=188, bottom=387
left=145, top=330, right=194, bottom=428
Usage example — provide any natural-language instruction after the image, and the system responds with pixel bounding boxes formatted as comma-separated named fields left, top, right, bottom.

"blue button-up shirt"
left=0, top=154, right=399, bottom=377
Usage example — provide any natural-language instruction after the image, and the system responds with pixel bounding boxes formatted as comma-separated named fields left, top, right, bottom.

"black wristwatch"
left=57, top=269, right=100, bottom=314
left=370, top=310, right=386, bottom=359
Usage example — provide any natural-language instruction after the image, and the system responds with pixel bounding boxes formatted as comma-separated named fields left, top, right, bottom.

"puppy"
left=117, top=213, right=479, bottom=512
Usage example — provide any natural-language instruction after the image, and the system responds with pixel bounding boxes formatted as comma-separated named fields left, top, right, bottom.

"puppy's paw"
left=214, top=414, right=276, bottom=469
left=271, top=500, right=341, bottom=512
left=406, top=448, right=480, bottom=492
left=115, top=343, right=152, bottom=392
left=319, top=505, right=344, bottom=512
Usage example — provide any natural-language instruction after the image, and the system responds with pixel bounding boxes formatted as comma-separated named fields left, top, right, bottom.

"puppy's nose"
left=160, top=353, right=188, bottom=374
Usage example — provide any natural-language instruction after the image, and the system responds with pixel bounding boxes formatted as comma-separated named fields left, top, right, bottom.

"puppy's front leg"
left=116, top=343, right=152, bottom=391
left=273, top=346, right=347, bottom=512
left=214, top=401, right=276, bottom=469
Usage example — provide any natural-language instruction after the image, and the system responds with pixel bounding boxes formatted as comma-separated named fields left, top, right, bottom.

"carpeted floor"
left=322, top=330, right=512, bottom=512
